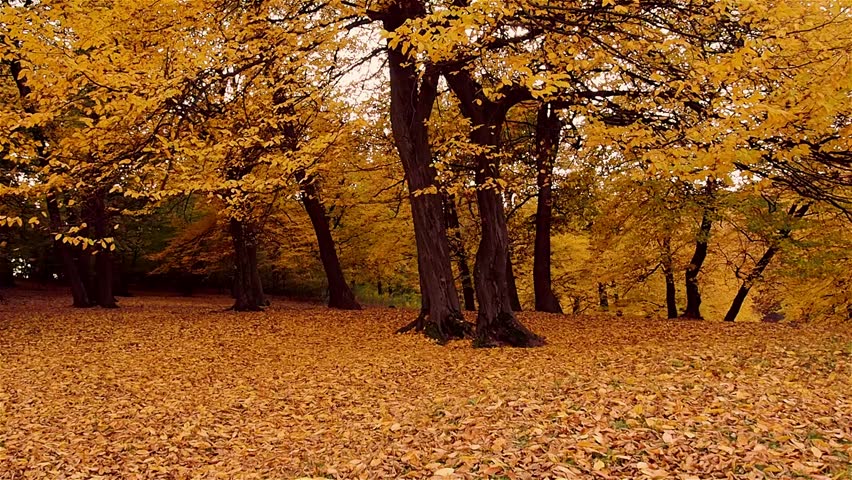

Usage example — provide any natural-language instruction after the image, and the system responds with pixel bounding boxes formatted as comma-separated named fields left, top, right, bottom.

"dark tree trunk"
left=533, top=103, right=563, bottom=313
left=682, top=208, right=713, bottom=319
left=113, top=256, right=131, bottom=297
left=89, top=192, right=116, bottom=308
left=598, top=282, right=609, bottom=309
left=380, top=5, right=470, bottom=343
left=9, top=62, right=91, bottom=307
left=661, top=237, right=678, bottom=319
left=506, top=252, right=522, bottom=312
left=725, top=204, right=809, bottom=322
left=296, top=169, right=361, bottom=310
left=445, top=69, right=543, bottom=347
left=0, top=244, right=14, bottom=288
left=46, top=197, right=91, bottom=307
left=442, top=193, right=476, bottom=311
left=458, top=256, right=476, bottom=311
left=229, top=218, right=266, bottom=311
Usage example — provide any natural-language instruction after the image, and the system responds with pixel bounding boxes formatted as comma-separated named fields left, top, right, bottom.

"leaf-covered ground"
left=1, top=293, right=850, bottom=480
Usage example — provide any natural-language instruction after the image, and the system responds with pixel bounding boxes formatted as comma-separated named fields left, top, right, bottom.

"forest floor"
left=0, top=292, right=850, bottom=480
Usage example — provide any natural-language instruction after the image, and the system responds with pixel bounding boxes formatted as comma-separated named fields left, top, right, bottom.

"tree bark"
left=0, top=259, right=13, bottom=288
left=46, top=197, right=91, bottom=307
left=89, top=191, right=117, bottom=308
left=296, top=169, right=361, bottom=310
left=661, top=237, right=678, bottom=319
left=444, top=69, right=543, bottom=347
left=380, top=4, right=471, bottom=343
left=682, top=208, right=712, bottom=319
left=229, top=218, right=266, bottom=311
left=9, top=60, right=91, bottom=307
left=724, top=203, right=809, bottom=322
left=598, top=282, right=609, bottom=309
left=507, top=251, right=522, bottom=312
left=442, top=193, right=475, bottom=311
left=533, top=103, right=563, bottom=313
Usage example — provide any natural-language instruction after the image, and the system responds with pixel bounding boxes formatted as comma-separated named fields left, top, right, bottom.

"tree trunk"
left=229, top=218, right=266, bottom=311
left=682, top=208, right=712, bottom=319
left=445, top=70, right=542, bottom=347
left=0, top=244, right=14, bottom=288
left=442, top=193, right=475, bottom=311
left=598, top=282, right=609, bottom=309
left=296, top=169, right=361, bottom=310
left=507, top=252, right=522, bottom=312
left=46, top=197, right=91, bottom=307
left=89, top=192, right=117, bottom=308
left=724, top=203, right=809, bottom=322
left=9, top=62, right=92, bottom=307
left=382, top=7, right=470, bottom=342
left=533, top=102, right=563, bottom=313
left=473, top=185, right=543, bottom=346
left=660, top=236, right=678, bottom=318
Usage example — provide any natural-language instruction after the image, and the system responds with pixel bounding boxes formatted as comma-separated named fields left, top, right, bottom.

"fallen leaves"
left=0, top=292, right=850, bottom=479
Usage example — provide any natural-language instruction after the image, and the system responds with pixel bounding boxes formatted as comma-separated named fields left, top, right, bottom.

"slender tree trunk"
left=296, top=169, right=361, bottom=310
left=229, top=218, right=266, bottom=311
left=682, top=208, right=712, bottom=319
left=724, top=204, right=809, bottom=322
left=0, top=239, right=13, bottom=288
left=381, top=7, right=470, bottom=342
left=445, top=70, right=542, bottom=347
left=46, top=197, right=91, bottom=307
left=598, top=282, right=609, bottom=310
left=442, top=193, right=476, bottom=311
left=458, top=257, right=476, bottom=311
left=506, top=252, right=522, bottom=312
left=533, top=102, right=563, bottom=313
left=89, top=191, right=116, bottom=308
left=661, top=237, right=678, bottom=319
left=113, top=256, right=131, bottom=297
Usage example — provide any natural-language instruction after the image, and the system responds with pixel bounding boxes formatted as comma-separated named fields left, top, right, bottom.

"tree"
left=368, top=1, right=470, bottom=343
left=532, top=103, right=563, bottom=313
left=725, top=202, right=810, bottom=322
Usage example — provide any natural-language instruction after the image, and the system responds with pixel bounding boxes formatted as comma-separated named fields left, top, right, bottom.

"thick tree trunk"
left=46, top=197, right=91, bottom=307
left=661, top=237, right=678, bottom=319
left=533, top=103, right=563, bottom=313
left=724, top=204, right=809, bottom=322
left=445, top=70, right=543, bottom=347
left=229, top=218, right=266, bottom=311
left=442, top=193, right=476, bottom=311
left=296, top=170, right=361, bottom=310
left=382, top=8, right=470, bottom=342
left=682, top=208, right=712, bottom=319
left=473, top=186, right=543, bottom=347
